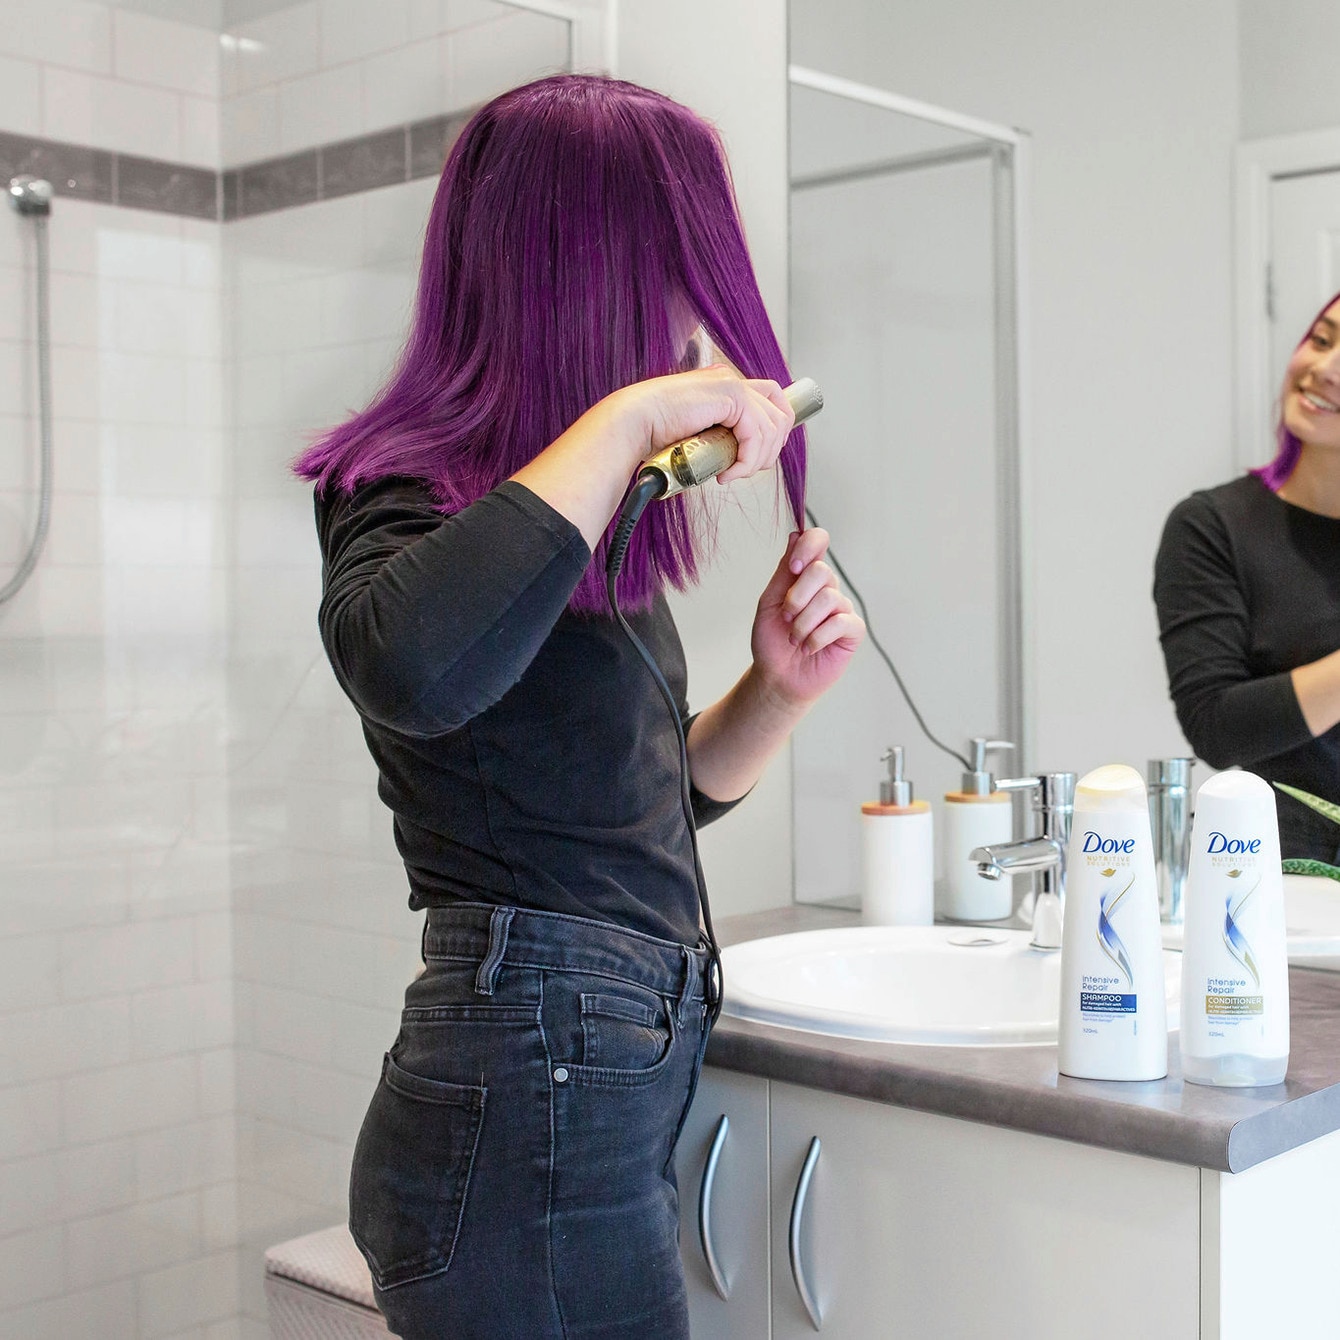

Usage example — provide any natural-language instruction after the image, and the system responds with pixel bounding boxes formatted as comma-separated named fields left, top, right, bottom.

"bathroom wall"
left=0, top=2, right=236, bottom=1336
left=1238, top=0, right=1340, bottom=141
left=789, top=0, right=1241, bottom=783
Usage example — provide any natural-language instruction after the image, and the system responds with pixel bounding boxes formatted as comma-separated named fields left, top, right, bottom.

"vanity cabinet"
left=677, top=1067, right=1201, bottom=1339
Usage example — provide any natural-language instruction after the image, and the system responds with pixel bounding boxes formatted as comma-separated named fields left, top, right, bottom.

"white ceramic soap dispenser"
left=940, top=737, right=1015, bottom=921
left=861, top=746, right=933, bottom=925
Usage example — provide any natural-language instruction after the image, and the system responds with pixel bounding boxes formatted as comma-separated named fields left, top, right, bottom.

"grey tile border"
left=0, top=132, right=113, bottom=206
left=0, top=107, right=480, bottom=224
left=236, top=148, right=319, bottom=217
left=320, top=126, right=409, bottom=201
left=116, top=153, right=220, bottom=220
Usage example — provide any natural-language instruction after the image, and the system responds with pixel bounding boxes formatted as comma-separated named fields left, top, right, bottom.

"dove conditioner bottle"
left=1180, top=771, right=1289, bottom=1087
left=1058, top=765, right=1168, bottom=1081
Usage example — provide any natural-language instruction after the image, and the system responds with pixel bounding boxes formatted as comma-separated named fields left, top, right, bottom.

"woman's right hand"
left=607, top=365, right=796, bottom=485
left=511, top=365, right=795, bottom=552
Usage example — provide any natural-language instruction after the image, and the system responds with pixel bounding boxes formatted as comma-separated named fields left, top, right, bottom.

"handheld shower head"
left=8, top=176, right=53, bottom=217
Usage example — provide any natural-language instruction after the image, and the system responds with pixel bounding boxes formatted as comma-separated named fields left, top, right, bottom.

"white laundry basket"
left=264, top=1223, right=391, bottom=1339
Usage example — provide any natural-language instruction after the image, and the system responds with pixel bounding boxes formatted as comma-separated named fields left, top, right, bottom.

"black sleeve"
left=1152, top=491, right=1312, bottom=767
left=317, top=478, right=591, bottom=738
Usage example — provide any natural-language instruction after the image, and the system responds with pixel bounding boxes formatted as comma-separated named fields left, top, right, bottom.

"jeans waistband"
left=422, top=903, right=709, bottom=1004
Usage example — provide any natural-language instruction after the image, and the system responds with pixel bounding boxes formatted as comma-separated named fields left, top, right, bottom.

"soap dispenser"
left=861, top=746, right=933, bottom=926
left=940, top=737, right=1015, bottom=921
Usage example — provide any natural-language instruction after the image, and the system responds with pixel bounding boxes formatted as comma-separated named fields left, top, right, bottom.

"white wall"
left=1239, top=0, right=1340, bottom=140
left=786, top=0, right=1240, bottom=787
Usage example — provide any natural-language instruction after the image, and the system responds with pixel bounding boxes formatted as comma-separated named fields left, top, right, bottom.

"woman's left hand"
left=751, top=529, right=865, bottom=709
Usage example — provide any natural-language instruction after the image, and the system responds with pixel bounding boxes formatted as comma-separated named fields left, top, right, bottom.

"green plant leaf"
left=1275, top=782, right=1340, bottom=828
left=1282, top=858, right=1340, bottom=882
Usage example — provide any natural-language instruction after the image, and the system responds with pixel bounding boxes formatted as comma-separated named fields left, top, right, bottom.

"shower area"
left=0, top=1, right=578, bottom=1334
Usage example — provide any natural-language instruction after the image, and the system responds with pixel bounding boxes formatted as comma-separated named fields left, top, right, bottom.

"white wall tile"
left=444, top=0, right=512, bottom=30
left=131, top=980, right=234, bottom=1059
left=180, top=95, right=222, bottom=169
left=221, top=85, right=280, bottom=165
left=0, top=1279, right=138, bottom=1340
left=59, top=916, right=196, bottom=1001
left=319, top=267, right=414, bottom=345
left=63, top=1054, right=200, bottom=1143
left=96, top=215, right=185, bottom=285
left=0, top=932, right=61, bottom=1011
left=0, top=998, right=133, bottom=1085
left=446, top=9, right=570, bottom=111
left=139, top=1247, right=241, bottom=1338
left=227, top=2, right=319, bottom=92
left=101, top=424, right=225, bottom=499
left=97, top=351, right=187, bottom=426
left=408, top=0, right=446, bottom=40
left=277, top=62, right=362, bottom=154
left=0, top=54, right=42, bottom=136
left=0, top=1225, right=66, bottom=1308
left=0, top=1150, right=61, bottom=1235
left=318, top=0, right=410, bottom=67
left=134, top=1115, right=235, bottom=1200
left=49, top=346, right=101, bottom=421
left=49, top=271, right=102, bottom=350
left=1, top=0, right=113, bottom=74
left=362, top=36, right=444, bottom=132
left=42, top=67, right=182, bottom=162
left=65, top=1192, right=201, bottom=1288
left=57, top=1136, right=138, bottom=1218
left=113, top=10, right=221, bottom=98
left=197, top=1049, right=235, bottom=1118
left=0, top=1081, right=63, bottom=1160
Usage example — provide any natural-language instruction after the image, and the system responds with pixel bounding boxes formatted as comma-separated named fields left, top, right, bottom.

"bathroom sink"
left=1161, top=873, right=1340, bottom=966
left=720, top=924, right=1182, bottom=1046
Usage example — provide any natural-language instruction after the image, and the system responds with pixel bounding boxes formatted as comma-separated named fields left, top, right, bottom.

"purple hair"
left=294, top=74, right=805, bottom=613
left=1252, top=288, right=1340, bottom=491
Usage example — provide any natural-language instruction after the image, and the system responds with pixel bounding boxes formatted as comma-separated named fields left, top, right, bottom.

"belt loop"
left=676, top=945, right=695, bottom=1026
left=475, top=907, right=515, bottom=996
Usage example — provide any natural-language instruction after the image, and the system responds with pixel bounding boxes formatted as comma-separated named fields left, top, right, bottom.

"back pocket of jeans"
left=349, top=1052, right=485, bottom=1291
left=580, top=992, right=671, bottom=1072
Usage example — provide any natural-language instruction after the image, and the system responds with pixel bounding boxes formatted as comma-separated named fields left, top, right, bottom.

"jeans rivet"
left=553, top=1067, right=569, bottom=1083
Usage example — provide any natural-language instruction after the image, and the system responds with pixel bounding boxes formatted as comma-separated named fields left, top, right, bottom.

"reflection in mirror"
left=787, top=71, right=1024, bottom=907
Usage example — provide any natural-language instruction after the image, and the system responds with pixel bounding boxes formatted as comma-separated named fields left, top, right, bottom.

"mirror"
left=787, top=68, right=1025, bottom=906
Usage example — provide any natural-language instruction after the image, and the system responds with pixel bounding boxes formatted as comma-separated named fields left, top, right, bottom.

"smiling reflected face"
left=1282, top=300, right=1340, bottom=451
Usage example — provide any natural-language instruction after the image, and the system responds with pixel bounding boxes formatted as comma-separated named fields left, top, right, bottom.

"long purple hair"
left=294, top=74, right=806, bottom=613
left=1252, top=288, right=1340, bottom=491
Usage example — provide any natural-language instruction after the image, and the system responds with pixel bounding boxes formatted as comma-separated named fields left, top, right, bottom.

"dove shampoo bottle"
left=1058, top=765, right=1168, bottom=1081
left=1180, top=771, right=1289, bottom=1087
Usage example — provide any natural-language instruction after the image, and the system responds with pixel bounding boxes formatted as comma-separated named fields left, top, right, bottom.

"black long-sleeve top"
left=1153, top=474, right=1340, bottom=859
left=315, top=476, right=736, bottom=945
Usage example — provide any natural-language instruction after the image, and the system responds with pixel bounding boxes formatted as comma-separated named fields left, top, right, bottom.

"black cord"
left=608, top=474, right=724, bottom=1026
left=805, top=505, right=972, bottom=774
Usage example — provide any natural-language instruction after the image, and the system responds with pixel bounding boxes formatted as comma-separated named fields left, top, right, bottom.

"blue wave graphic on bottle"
left=1221, top=875, right=1261, bottom=988
left=1096, top=875, right=1135, bottom=988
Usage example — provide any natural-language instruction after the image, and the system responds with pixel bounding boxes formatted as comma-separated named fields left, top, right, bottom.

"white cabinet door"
left=769, top=1081, right=1200, bottom=1340
left=675, top=1067, right=771, bottom=1340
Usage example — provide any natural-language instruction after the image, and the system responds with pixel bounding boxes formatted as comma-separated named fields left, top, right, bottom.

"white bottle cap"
left=1074, top=763, right=1147, bottom=813
left=1197, top=770, right=1274, bottom=804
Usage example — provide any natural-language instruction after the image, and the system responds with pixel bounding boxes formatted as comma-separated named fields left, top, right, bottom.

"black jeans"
left=348, top=903, right=712, bottom=1339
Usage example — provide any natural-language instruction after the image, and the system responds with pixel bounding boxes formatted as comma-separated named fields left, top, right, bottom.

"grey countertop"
left=707, top=905, right=1340, bottom=1173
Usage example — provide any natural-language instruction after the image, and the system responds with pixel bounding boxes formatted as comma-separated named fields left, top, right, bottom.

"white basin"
left=720, top=924, right=1182, bottom=1047
left=1160, top=874, right=1340, bottom=964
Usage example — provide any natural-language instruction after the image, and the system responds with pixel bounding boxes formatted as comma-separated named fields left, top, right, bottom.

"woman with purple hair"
left=295, top=75, right=863, bottom=1338
left=1155, top=292, right=1340, bottom=859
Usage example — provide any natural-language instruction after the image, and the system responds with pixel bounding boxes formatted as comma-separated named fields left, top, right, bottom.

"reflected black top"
left=1154, top=474, right=1340, bottom=860
left=314, top=477, right=736, bottom=945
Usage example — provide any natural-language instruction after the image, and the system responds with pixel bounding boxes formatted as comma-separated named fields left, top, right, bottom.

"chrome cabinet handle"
left=789, top=1136, right=823, bottom=1331
left=698, top=1114, right=731, bottom=1300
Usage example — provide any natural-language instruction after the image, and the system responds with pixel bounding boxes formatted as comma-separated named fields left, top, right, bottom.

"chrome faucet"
left=969, top=772, right=1076, bottom=950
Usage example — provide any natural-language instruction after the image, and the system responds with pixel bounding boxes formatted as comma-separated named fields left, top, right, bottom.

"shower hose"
left=2, top=175, right=54, bottom=607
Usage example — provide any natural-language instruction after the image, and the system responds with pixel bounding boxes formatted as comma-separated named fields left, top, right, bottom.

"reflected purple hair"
left=294, top=74, right=805, bottom=613
left=1252, top=288, right=1340, bottom=492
